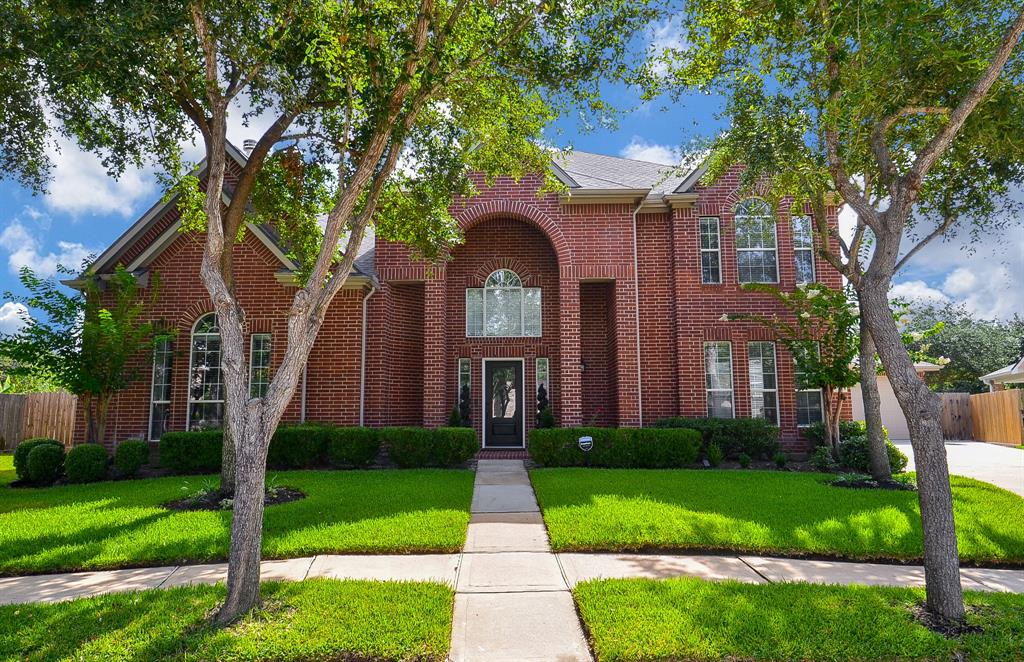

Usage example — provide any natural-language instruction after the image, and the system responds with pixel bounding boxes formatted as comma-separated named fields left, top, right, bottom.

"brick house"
left=78, top=144, right=841, bottom=452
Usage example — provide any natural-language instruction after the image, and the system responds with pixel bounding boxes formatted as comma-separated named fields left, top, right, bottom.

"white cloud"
left=44, top=136, right=155, bottom=218
left=647, top=15, right=689, bottom=76
left=0, top=218, right=95, bottom=277
left=619, top=136, right=680, bottom=165
left=0, top=302, right=28, bottom=334
left=889, top=280, right=948, bottom=304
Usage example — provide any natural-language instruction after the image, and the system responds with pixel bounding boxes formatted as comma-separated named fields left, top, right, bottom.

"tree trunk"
left=822, top=387, right=839, bottom=458
left=860, top=278, right=964, bottom=621
left=859, top=320, right=891, bottom=481
left=221, top=402, right=236, bottom=494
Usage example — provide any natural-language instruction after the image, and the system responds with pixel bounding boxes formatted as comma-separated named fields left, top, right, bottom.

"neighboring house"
left=980, top=357, right=1024, bottom=391
left=852, top=361, right=942, bottom=441
left=72, top=144, right=843, bottom=452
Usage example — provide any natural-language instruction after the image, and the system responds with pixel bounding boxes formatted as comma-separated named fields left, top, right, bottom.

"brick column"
left=614, top=278, right=641, bottom=427
left=558, top=275, right=582, bottom=426
left=422, top=273, right=448, bottom=427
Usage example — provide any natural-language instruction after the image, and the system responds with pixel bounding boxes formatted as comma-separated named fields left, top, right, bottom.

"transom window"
left=792, top=215, right=816, bottom=284
left=466, top=269, right=542, bottom=337
left=735, top=198, right=779, bottom=284
left=187, top=313, right=224, bottom=430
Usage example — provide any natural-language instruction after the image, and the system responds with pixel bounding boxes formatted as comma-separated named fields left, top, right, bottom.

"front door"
left=485, top=360, right=524, bottom=447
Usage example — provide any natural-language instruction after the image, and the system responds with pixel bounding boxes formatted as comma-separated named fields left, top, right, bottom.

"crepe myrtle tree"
left=650, top=0, right=1024, bottom=620
left=5, top=0, right=657, bottom=622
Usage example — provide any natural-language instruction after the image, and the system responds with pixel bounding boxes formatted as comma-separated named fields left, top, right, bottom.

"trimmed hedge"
left=653, top=417, right=780, bottom=460
left=803, top=420, right=909, bottom=474
left=381, top=427, right=477, bottom=468
left=114, top=440, right=150, bottom=477
left=528, top=427, right=702, bottom=468
left=267, top=424, right=328, bottom=469
left=26, top=443, right=65, bottom=485
left=159, top=429, right=223, bottom=474
left=64, top=444, right=109, bottom=483
left=14, top=438, right=63, bottom=481
left=326, top=427, right=381, bottom=468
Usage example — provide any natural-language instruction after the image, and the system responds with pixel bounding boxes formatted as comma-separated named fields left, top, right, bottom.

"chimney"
left=242, top=139, right=256, bottom=156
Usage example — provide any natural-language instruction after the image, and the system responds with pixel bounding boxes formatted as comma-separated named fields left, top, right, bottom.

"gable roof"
left=551, top=150, right=701, bottom=207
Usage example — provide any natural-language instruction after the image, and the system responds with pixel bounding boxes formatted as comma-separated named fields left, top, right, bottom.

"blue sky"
left=0, top=16, right=1021, bottom=332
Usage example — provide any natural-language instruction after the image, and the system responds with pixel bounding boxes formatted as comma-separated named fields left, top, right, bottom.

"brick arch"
left=175, top=300, right=214, bottom=331
left=455, top=199, right=572, bottom=268
left=468, top=258, right=537, bottom=287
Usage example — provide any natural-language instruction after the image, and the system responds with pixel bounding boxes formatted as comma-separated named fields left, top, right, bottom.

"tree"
left=655, top=0, right=1024, bottom=620
left=0, top=265, right=160, bottom=443
left=7, top=0, right=655, bottom=622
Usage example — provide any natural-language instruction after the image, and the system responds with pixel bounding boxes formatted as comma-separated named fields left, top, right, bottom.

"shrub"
left=267, top=424, right=327, bottom=469
left=654, top=417, right=779, bottom=459
left=434, top=427, right=479, bottom=466
left=706, top=442, right=723, bottom=467
left=14, top=438, right=63, bottom=481
left=774, top=451, right=788, bottom=469
left=26, top=443, right=65, bottom=485
left=64, top=444, right=108, bottom=483
left=802, top=420, right=868, bottom=446
left=381, top=427, right=440, bottom=468
left=114, top=439, right=150, bottom=477
left=536, top=406, right=555, bottom=429
left=839, top=434, right=909, bottom=474
left=159, top=429, right=223, bottom=474
left=325, top=427, right=380, bottom=468
left=810, top=446, right=836, bottom=472
left=447, top=406, right=463, bottom=427
left=528, top=427, right=701, bottom=468
left=737, top=452, right=751, bottom=469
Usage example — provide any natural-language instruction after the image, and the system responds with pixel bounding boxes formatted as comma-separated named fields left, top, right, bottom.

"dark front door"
left=485, top=360, right=524, bottom=447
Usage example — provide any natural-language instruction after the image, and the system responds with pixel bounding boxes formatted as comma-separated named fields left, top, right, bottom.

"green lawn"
left=531, top=469, right=1024, bottom=564
left=0, top=468, right=474, bottom=575
left=0, top=578, right=452, bottom=661
left=575, top=578, right=1024, bottom=662
left=0, top=454, right=13, bottom=486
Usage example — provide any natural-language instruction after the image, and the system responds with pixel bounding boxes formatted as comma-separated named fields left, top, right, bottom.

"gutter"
left=359, top=284, right=378, bottom=426
left=631, top=200, right=644, bottom=427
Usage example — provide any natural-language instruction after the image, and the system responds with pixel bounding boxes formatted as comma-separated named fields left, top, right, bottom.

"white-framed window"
left=149, top=336, right=173, bottom=440
left=748, top=341, right=778, bottom=424
left=794, top=354, right=824, bottom=426
left=704, top=341, right=734, bottom=418
left=249, top=333, right=272, bottom=398
left=735, top=198, right=779, bottom=284
left=466, top=269, right=542, bottom=337
left=792, top=214, right=816, bottom=284
left=187, top=313, right=224, bottom=430
left=699, top=217, right=722, bottom=284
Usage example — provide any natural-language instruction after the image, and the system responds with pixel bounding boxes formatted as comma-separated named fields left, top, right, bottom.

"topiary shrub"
left=381, top=427, right=438, bottom=468
left=528, top=427, right=701, bottom=468
left=64, top=444, right=108, bottom=483
left=267, top=424, right=328, bottom=469
left=26, top=443, right=65, bottom=485
left=434, top=427, right=479, bottom=466
left=159, top=429, right=223, bottom=474
left=14, top=438, right=63, bottom=481
left=654, top=417, right=780, bottom=459
left=114, top=439, right=150, bottom=477
left=326, top=427, right=380, bottom=468
left=447, top=406, right=463, bottom=427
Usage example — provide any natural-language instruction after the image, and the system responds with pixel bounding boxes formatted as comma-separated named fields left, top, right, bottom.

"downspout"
left=632, top=198, right=644, bottom=427
left=359, top=284, right=378, bottom=426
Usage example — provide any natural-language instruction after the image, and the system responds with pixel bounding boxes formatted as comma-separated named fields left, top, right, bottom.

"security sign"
left=578, top=435, right=593, bottom=452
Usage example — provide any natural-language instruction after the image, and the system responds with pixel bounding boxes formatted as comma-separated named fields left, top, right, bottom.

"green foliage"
left=64, top=444, right=109, bottom=483
left=536, top=406, right=556, bottom=429
left=448, top=406, right=463, bottom=427
left=381, top=427, right=476, bottom=468
left=653, top=417, right=780, bottom=460
left=26, top=443, right=64, bottom=485
left=266, top=424, right=328, bottom=469
left=159, top=430, right=224, bottom=475
left=433, top=428, right=479, bottom=467
left=706, top=442, right=723, bottom=467
left=737, top=453, right=751, bottom=468
left=811, top=446, right=837, bottom=472
left=13, top=438, right=62, bottom=481
left=804, top=421, right=908, bottom=473
left=528, top=427, right=702, bottom=468
left=114, top=440, right=150, bottom=477
left=774, top=451, right=788, bottom=469
left=325, top=428, right=380, bottom=469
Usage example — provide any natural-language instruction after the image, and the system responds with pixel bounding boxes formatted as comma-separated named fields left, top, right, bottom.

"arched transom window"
left=466, top=269, right=542, bottom=337
left=735, top=198, right=779, bottom=284
left=187, top=312, right=224, bottom=430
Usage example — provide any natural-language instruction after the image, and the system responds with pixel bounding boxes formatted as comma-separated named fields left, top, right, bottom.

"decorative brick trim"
left=455, top=199, right=572, bottom=267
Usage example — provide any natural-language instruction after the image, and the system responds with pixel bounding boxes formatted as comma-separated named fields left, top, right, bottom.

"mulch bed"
left=831, top=476, right=917, bottom=491
left=912, top=603, right=986, bottom=638
left=164, top=486, right=305, bottom=511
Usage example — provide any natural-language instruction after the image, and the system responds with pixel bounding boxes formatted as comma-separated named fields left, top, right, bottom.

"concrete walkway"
left=450, top=459, right=592, bottom=662
left=895, top=440, right=1024, bottom=497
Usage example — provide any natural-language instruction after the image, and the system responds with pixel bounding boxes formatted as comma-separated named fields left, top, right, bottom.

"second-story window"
left=792, top=215, right=816, bottom=284
left=735, top=198, right=778, bottom=284
left=466, top=269, right=542, bottom=337
left=699, top=217, right=722, bottom=284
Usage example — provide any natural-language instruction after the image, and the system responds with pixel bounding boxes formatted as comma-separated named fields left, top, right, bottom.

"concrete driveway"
left=894, top=440, right=1024, bottom=497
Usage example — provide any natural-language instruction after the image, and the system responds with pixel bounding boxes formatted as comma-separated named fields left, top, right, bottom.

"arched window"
left=187, top=313, right=224, bottom=430
left=466, top=269, right=542, bottom=337
left=735, top=198, right=778, bottom=284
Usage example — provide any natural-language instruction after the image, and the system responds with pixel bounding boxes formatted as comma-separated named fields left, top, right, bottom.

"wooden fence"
left=938, top=393, right=973, bottom=440
left=0, top=392, right=78, bottom=450
left=969, top=389, right=1024, bottom=446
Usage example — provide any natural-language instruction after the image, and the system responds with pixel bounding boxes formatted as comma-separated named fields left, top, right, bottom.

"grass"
left=0, top=578, right=452, bottom=661
left=0, top=454, right=13, bottom=486
left=0, top=468, right=474, bottom=575
left=530, top=469, right=1024, bottom=564
left=574, top=577, right=1024, bottom=662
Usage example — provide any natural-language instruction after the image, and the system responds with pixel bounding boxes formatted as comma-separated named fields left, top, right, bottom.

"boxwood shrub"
left=267, top=424, right=329, bottom=469
left=653, top=417, right=780, bottom=459
left=26, top=443, right=65, bottom=485
left=528, top=427, right=701, bottom=468
left=14, top=438, right=63, bottom=481
left=114, top=439, right=150, bottom=477
left=64, top=444, right=109, bottom=483
left=802, top=420, right=909, bottom=473
left=325, top=427, right=380, bottom=468
left=159, top=429, right=223, bottom=474
left=434, top=427, right=479, bottom=466
left=381, top=427, right=477, bottom=468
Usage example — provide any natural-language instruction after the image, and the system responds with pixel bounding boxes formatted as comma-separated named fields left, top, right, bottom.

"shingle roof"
left=553, top=150, right=696, bottom=198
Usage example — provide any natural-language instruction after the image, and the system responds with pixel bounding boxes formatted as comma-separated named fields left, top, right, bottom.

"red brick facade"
left=83, top=156, right=846, bottom=452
